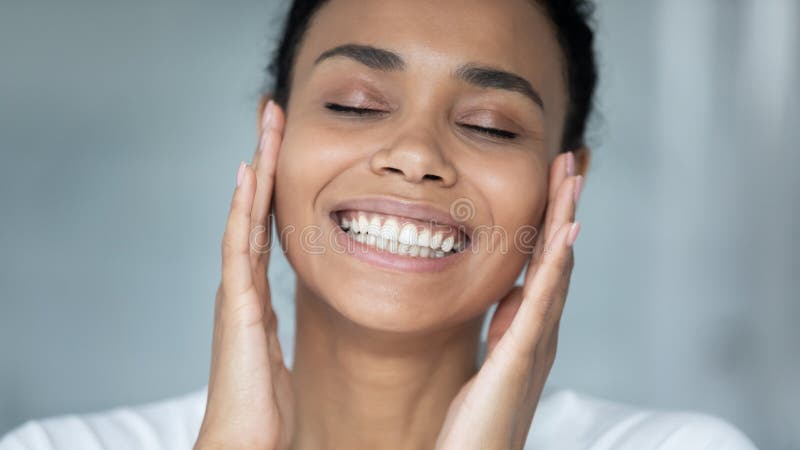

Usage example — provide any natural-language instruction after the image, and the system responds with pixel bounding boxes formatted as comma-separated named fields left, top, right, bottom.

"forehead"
left=292, top=0, right=568, bottom=119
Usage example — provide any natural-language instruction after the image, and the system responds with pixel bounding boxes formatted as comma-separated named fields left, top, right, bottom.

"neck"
left=289, top=281, right=484, bottom=450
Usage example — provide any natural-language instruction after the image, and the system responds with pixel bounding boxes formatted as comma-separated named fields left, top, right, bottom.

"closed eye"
left=324, top=103, right=518, bottom=140
left=458, top=124, right=518, bottom=140
left=324, top=103, right=385, bottom=116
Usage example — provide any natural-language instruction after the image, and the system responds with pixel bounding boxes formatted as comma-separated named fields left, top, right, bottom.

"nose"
left=369, top=129, right=458, bottom=187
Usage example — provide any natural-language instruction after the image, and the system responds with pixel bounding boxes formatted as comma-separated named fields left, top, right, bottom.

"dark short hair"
left=265, top=0, right=598, bottom=153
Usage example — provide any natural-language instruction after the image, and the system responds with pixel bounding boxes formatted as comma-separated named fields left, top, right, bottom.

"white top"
left=0, top=383, right=757, bottom=449
left=0, top=335, right=757, bottom=449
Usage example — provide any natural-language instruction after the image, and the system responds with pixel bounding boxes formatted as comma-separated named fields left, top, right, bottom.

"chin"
left=305, top=259, right=473, bottom=334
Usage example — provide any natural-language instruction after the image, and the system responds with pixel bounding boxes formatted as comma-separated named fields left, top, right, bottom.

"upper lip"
left=329, top=195, right=474, bottom=239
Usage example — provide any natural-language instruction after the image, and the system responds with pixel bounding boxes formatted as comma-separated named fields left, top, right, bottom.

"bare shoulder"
left=0, top=387, right=207, bottom=450
left=524, top=386, right=757, bottom=450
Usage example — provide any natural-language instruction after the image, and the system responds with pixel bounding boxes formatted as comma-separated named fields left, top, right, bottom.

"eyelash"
left=324, top=103, right=519, bottom=140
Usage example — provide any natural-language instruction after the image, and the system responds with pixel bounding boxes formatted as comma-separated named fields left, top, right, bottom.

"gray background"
left=1, top=0, right=798, bottom=448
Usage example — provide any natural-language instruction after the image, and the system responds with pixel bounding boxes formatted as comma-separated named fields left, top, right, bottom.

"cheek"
left=447, top=153, right=547, bottom=311
left=476, top=153, right=547, bottom=271
left=273, top=124, right=359, bottom=222
left=478, top=153, right=548, bottom=232
left=272, top=122, right=370, bottom=275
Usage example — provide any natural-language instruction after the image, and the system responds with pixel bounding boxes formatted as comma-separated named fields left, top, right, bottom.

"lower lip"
left=329, top=216, right=469, bottom=273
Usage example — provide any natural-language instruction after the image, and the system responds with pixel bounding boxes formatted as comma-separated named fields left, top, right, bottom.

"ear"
left=257, top=92, right=275, bottom=135
left=572, top=145, right=591, bottom=178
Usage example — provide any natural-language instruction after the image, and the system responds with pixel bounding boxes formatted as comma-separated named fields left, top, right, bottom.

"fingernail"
left=566, top=221, right=581, bottom=247
left=262, top=100, right=274, bottom=131
left=236, top=161, right=246, bottom=187
left=574, top=175, right=583, bottom=205
left=566, top=151, right=575, bottom=176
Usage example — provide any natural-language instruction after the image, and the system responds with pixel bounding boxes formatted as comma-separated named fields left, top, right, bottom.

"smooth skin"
left=196, top=1, right=588, bottom=449
left=196, top=101, right=583, bottom=450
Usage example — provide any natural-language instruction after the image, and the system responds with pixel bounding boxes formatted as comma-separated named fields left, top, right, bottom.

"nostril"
left=379, top=166, right=444, bottom=183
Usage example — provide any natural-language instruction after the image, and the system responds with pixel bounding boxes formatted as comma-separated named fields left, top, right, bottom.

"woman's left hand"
left=435, top=151, right=583, bottom=450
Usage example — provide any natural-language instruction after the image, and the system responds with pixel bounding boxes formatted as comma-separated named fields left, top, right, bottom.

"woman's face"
left=273, top=0, right=569, bottom=334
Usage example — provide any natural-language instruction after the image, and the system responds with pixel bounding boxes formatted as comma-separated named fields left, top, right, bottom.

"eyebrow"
left=314, top=43, right=545, bottom=112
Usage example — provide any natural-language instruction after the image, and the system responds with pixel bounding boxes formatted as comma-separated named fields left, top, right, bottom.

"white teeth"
left=339, top=211, right=466, bottom=258
left=398, top=224, right=418, bottom=245
left=345, top=228, right=456, bottom=259
left=367, top=216, right=382, bottom=235
left=417, top=228, right=430, bottom=247
left=441, top=236, right=454, bottom=253
left=430, top=232, right=443, bottom=250
left=381, top=218, right=399, bottom=241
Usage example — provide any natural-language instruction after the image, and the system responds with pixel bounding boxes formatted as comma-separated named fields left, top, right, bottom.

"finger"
left=486, top=285, right=524, bottom=356
left=221, top=162, right=257, bottom=300
left=249, top=101, right=285, bottom=264
left=541, top=318, right=560, bottom=372
left=507, top=221, right=576, bottom=353
left=525, top=152, right=578, bottom=280
left=527, top=152, right=572, bottom=265
left=538, top=249, right=575, bottom=348
left=551, top=151, right=574, bottom=204
left=541, top=151, right=576, bottom=243
left=545, top=174, right=581, bottom=244
left=250, top=100, right=284, bottom=229
left=267, top=322, right=284, bottom=367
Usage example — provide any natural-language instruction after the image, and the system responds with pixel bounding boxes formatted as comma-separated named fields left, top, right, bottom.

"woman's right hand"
left=194, top=100, right=294, bottom=450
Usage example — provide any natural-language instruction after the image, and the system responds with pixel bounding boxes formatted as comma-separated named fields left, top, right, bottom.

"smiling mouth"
left=332, top=209, right=470, bottom=258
